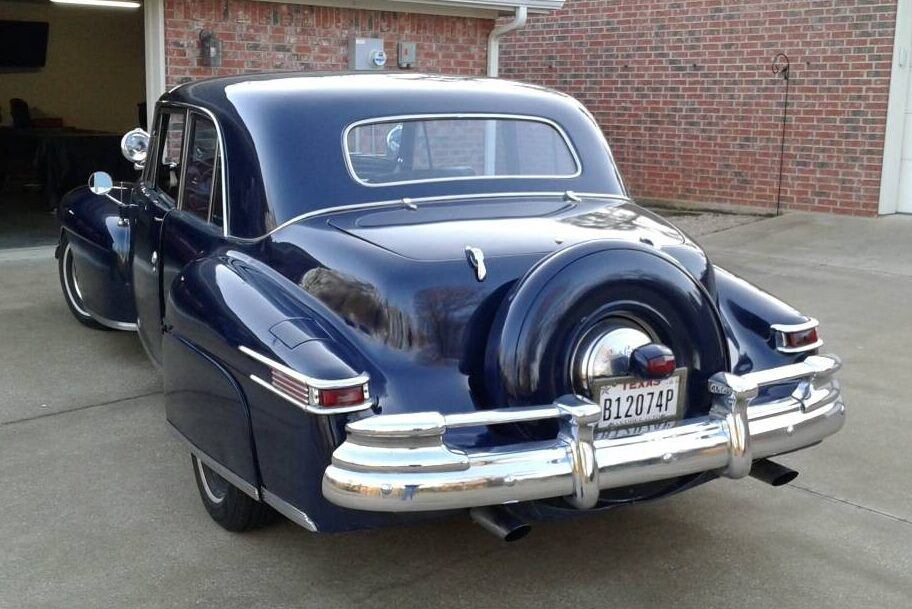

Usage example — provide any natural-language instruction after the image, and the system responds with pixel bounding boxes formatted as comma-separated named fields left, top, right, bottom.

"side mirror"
left=121, top=128, right=150, bottom=167
left=88, top=171, right=114, bottom=195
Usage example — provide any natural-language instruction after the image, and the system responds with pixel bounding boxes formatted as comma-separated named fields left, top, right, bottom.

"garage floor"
left=1, top=212, right=910, bottom=609
left=0, top=191, right=59, bottom=249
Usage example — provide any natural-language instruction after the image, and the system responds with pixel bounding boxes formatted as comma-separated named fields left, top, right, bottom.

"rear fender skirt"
left=163, top=333, right=261, bottom=489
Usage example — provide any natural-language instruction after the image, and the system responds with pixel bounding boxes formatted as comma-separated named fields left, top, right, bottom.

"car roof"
left=157, top=73, right=624, bottom=238
left=163, top=72, right=572, bottom=111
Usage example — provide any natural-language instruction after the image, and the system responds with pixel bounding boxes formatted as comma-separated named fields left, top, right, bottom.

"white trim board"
left=256, top=0, right=563, bottom=18
left=878, top=0, right=911, bottom=215
left=143, top=0, right=166, bottom=128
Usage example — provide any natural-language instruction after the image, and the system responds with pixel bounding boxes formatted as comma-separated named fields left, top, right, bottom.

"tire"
left=58, top=234, right=108, bottom=330
left=191, top=454, right=276, bottom=532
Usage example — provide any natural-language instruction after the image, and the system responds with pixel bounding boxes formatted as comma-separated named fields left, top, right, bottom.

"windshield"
left=344, top=116, right=580, bottom=187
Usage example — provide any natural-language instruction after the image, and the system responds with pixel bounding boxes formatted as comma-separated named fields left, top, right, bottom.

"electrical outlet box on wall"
left=350, top=37, right=387, bottom=71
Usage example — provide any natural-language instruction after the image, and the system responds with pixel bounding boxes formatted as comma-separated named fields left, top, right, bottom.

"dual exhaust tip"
left=470, top=459, right=798, bottom=542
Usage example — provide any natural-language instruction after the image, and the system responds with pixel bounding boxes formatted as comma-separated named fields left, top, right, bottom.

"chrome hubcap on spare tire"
left=571, top=316, right=656, bottom=397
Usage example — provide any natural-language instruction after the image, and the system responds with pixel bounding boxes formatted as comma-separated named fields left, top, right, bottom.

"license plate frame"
left=591, top=368, right=688, bottom=431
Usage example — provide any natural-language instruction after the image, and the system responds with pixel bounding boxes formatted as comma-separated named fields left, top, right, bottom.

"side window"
left=156, top=110, right=186, bottom=202
left=181, top=115, right=219, bottom=222
left=210, top=158, right=224, bottom=229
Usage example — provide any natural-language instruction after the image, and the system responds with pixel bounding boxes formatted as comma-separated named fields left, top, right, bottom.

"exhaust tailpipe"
left=470, top=506, right=531, bottom=542
left=750, top=458, right=799, bottom=486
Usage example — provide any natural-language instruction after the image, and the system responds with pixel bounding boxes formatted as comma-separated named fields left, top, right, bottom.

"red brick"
left=500, top=0, right=898, bottom=216
left=164, top=0, right=492, bottom=85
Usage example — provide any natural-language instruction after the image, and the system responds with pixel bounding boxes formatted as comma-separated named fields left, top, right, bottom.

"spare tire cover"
left=484, top=240, right=729, bottom=438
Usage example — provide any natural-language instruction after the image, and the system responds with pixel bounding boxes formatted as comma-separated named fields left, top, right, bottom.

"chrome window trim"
left=342, top=113, right=583, bottom=188
left=233, top=191, right=630, bottom=243
left=165, top=102, right=230, bottom=238
left=150, top=106, right=188, bottom=209
left=169, top=424, right=260, bottom=501
left=177, top=111, right=222, bottom=225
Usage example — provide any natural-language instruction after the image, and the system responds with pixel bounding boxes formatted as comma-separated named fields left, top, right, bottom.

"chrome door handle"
left=151, top=251, right=158, bottom=268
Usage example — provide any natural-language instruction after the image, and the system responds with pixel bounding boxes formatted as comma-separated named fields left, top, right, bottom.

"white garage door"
left=900, top=46, right=912, bottom=213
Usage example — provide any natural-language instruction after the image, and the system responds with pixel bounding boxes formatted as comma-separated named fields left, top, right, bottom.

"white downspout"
left=487, top=5, right=527, bottom=77
left=485, top=6, right=527, bottom=175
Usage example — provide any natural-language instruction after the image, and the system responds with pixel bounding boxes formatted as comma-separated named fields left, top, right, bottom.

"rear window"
left=345, top=116, right=580, bottom=186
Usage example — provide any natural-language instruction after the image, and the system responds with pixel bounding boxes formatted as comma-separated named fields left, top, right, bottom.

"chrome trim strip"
left=161, top=102, right=230, bottom=238
left=322, top=354, right=845, bottom=512
left=169, top=424, right=260, bottom=501
left=771, top=317, right=822, bottom=354
left=771, top=317, right=819, bottom=333
left=261, top=489, right=318, bottom=532
left=240, top=191, right=630, bottom=242
left=342, top=113, right=582, bottom=188
left=249, top=373, right=374, bottom=415
left=239, top=345, right=370, bottom=390
left=776, top=340, right=825, bottom=354
left=87, top=311, right=138, bottom=332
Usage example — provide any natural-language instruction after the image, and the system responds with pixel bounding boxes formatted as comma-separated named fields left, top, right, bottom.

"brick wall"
left=500, top=1, right=898, bottom=216
left=164, top=0, right=493, bottom=86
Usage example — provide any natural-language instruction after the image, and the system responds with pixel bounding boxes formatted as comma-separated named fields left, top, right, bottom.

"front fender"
left=59, top=185, right=135, bottom=325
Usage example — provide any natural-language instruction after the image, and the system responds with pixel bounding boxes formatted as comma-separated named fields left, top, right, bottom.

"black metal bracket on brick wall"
left=772, top=53, right=791, bottom=217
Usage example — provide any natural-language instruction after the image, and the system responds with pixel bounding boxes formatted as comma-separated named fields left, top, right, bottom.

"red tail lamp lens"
left=646, top=355, right=677, bottom=377
left=785, top=327, right=819, bottom=349
left=630, top=344, right=677, bottom=379
left=316, top=385, right=366, bottom=408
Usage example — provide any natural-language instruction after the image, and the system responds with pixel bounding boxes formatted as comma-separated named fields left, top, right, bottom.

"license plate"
left=593, top=369, right=686, bottom=430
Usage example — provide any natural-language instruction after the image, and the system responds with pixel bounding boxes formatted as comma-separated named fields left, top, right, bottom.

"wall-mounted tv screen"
left=0, top=21, right=50, bottom=68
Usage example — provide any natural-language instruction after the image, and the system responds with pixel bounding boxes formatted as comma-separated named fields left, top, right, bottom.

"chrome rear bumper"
left=322, top=355, right=844, bottom=512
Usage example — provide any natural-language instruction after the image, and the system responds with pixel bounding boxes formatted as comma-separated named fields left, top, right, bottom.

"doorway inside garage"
left=0, top=0, right=146, bottom=249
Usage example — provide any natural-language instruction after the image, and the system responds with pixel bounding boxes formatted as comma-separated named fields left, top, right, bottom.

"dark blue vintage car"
left=57, top=73, right=844, bottom=540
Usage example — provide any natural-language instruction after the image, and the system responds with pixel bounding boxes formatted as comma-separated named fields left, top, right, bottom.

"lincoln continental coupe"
left=57, top=73, right=844, bottom=540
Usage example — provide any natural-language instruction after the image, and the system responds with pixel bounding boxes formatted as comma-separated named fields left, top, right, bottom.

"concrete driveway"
left=1, top=213, right=910, bottom=608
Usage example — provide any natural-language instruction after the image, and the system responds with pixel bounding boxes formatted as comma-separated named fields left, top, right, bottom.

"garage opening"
left=0, top=0, right=145, bottom=249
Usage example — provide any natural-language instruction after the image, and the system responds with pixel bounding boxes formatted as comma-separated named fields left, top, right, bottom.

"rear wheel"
left=191, top=454, right=276, bottom=532
left=58, top=234, right=107, bottom=330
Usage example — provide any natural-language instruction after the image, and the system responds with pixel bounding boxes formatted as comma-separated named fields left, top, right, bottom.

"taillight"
left=239, top=345, right=372, bottom=414
left=772, top=319, right=823, bottom=354
left=630, top=343, right=677, bottom=379
left=784, top=327, right=819, bottom=349
left=313, top=383, right=369, bottom=408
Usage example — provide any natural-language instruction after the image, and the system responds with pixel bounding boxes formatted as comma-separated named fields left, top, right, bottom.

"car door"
left=133, top=107, right=187, bottom=364
left=160, top=112, right=225, bottom=295
left=160, top=112, right=260, bottom=489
